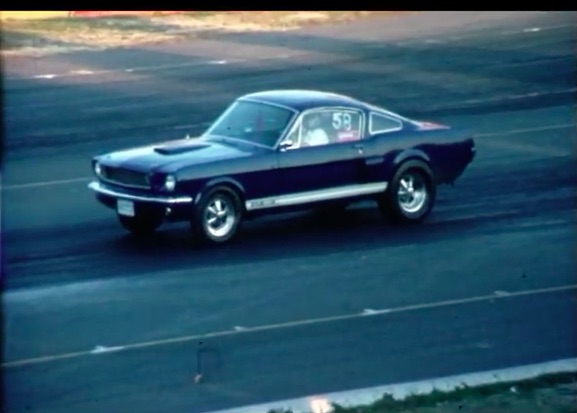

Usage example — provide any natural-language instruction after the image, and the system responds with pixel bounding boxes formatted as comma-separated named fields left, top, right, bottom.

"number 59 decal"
left=332, top=112, right=353, bottom=131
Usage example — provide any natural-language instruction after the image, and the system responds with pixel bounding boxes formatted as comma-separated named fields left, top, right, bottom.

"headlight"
left=164, top=175, right=176, bottom=191
left=94, top=162, right=102, bottom=177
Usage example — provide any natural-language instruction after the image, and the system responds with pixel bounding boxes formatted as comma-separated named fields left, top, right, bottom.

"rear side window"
left=369, top=112, right=403, bottom=135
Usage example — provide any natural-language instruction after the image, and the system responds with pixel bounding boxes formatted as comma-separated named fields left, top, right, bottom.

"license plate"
left=117, top=199, right=135, bottom=217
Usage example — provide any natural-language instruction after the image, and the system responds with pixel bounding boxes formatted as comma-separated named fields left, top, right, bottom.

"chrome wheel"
left=203, top=195, right=236, bottom=238
left=378, top=162, right=435, bottom=225
left=397, top=172, right=428, bottom=214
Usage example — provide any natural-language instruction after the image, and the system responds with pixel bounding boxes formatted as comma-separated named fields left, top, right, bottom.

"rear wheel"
left=378, top=161, right=436, bottom=224
left=118, top=214, right=163, bottom=236
left=191, top=186, right=243, bottom=245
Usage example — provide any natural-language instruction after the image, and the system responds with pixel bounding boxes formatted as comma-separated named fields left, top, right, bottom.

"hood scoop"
left=153, top=139, right=211, bottom=155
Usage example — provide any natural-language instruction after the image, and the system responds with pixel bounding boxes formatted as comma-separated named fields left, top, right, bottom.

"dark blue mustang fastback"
left=88, top=89, right=476, bottom=244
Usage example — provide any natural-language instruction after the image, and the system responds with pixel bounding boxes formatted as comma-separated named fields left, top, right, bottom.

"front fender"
left=195, top=176, right=246, bottom=204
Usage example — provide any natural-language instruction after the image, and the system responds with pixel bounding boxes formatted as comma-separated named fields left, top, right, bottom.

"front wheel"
left=378, top=163, right=436, bottom=224
left=191, top=186, right=243, bottom=245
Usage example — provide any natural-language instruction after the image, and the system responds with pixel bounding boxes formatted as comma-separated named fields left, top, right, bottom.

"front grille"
left=101, top=166, right=150, bottom=188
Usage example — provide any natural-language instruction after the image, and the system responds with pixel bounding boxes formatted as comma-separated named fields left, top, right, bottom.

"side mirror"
left=279, top=139, right=294, bottom=151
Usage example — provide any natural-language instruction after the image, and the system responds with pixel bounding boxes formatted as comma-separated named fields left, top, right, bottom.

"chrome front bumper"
left=88, top=181, right=193, bottom=204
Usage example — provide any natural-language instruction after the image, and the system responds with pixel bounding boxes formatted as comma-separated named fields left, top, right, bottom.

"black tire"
left=118, top=214, right=163, bottom=236
left=378, top=160, right=436, bottom=225
left=191, top=185, right=244, bottom=245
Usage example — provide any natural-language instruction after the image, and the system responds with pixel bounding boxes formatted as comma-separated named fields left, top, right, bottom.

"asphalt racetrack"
left=2, top=11, right=576, bottom=413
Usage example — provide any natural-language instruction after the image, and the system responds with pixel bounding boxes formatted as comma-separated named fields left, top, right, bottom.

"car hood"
left=98, top=136, right=261, bottom=173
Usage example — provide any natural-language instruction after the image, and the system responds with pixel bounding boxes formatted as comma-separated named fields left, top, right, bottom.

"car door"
left=275, top=107, right=369, bottom=204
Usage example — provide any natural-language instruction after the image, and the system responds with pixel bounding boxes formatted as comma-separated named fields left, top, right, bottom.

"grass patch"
left=268, top=372, right=577, bottom=413
left=0, top=11, right=403, bottom=56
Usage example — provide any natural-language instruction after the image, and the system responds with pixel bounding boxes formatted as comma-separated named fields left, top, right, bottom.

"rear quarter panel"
left=365, top=126, right=475, bottom=185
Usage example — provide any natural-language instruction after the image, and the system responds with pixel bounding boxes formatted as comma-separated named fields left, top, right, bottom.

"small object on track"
left=194, top=341, right=204, bottom=383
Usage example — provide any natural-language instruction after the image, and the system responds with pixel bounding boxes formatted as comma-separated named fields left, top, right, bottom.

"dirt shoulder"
left=0, top=12, right=403, bottom=57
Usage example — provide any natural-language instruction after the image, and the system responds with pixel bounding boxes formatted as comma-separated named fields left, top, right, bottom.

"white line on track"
left=431, top=24, right=575, bottom=44
left=2, top=122, right=573, bottom=191
left=69, top=69, right=95, bottom=76
left=476, top=123, right=575, bottom=157
left=29, top=60, right=235, bottom=80
left=1, top=177, right=91, bottom=190
left=461, top=88, right=577, bottom=105
left=2, top=283, right=575, bottom=369
left=172, top=122, right=209, bottom=130
left=476, top=123, right=575, bottom=137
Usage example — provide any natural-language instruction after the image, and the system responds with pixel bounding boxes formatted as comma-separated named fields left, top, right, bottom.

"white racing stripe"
left=2, top=283, right=575, bottom=369
left=205, top=358, right=577, bottom=413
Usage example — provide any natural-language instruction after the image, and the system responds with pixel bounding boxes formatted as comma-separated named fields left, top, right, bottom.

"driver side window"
left=281, top=118, right=302, bottom=150
left=280, top=108, right=363, bottom=150
left=300, top=111, right=332, bottom=148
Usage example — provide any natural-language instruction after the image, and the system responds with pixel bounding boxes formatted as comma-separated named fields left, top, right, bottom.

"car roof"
left=239, top=89, right=367, bottom=112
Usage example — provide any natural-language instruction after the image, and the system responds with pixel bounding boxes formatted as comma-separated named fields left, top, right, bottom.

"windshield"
left=204, top=100, right=295, bottom=147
